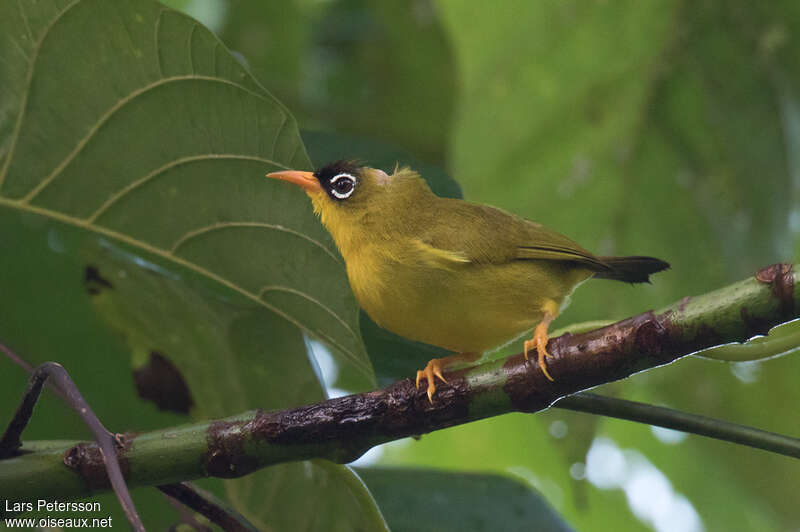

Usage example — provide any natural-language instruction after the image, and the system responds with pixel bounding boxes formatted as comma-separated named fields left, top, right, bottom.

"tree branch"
left=1, top=263, right=798, bottom=505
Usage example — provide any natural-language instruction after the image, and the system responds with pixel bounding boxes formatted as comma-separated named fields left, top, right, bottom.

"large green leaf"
left=86, top=245, right=387, bottom=530
left=358, top=467, right=575, bottom=532
left=226, top=462, right=388, bottom=532
left=0, top=0, right=385, bottom=528
left=0, top=210, right=197, bottom=528
left=0, top=0, right=370, bottom=381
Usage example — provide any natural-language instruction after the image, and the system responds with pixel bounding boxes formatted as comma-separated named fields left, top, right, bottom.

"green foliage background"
left=2, top=0, right=800, bottom=530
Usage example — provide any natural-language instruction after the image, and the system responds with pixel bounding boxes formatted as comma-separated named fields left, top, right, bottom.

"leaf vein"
left=87, top=154, right=290, bottom=223
left=154, top=9, right=164, bottom=77
left=258, top=285, right=360, bottom=350
left=8, top=34, right=30, bottom=62
left=21, top=75, right=285, bottom=203
left=212, top=41, right=218, bottom=76
left=16, top=0, right=34, bottom=45
left=188, top=21, right=197, bottom=74
left=0, top=196, right=367, bottom=376
left=0, top=0, right=82, bottom=192
left=270, top=115, right=288, bottom=159
left=170, top=221, right=341, bottom=265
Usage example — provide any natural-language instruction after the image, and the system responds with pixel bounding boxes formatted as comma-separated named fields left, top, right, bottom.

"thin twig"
left=0, top=341, right=33, bottom=372
left=556, top=392, right=800, bottom=458
left=0, top=341, right=70, bottom=403
left=161, top=486, right=213, bottom=532
left=158, top=483, right=260, bottom=532
left=0, top=367, right=48, bottom=457
left=0, top=356, right=145, bottom=532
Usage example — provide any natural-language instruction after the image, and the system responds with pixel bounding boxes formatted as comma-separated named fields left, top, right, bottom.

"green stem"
left=556, top=393, right=800, bottom=458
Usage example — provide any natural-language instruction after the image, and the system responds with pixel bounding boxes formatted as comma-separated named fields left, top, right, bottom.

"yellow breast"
left=343, top=240, right=591, bottom=354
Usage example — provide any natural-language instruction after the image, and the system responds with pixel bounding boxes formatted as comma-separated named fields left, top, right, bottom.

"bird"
left=267, top=161, right=669, bottom=402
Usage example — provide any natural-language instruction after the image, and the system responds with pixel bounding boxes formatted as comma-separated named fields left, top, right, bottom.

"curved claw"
left=525, top=320, right=555, bottom=381
left=536, top=341, right=554, bottom=382
left=523, top=338, right=534, bottom=361
left=415, top=359, right=449, bottom=403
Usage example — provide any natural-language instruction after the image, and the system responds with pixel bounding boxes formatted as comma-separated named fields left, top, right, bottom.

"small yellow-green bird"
left=268, top=161, right=668, bottom=401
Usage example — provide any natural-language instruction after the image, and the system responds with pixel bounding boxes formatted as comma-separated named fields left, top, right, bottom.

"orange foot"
left=524, top=299, right=560, bottom=381
left=416, top=359, right=447, bottom=404
left=415, top=353, right=479, bottom=403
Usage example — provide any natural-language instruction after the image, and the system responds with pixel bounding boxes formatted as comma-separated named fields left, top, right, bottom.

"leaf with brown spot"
left=133, top=351, right=194, bottom=415
left=0, top=0, right=381, bottom=528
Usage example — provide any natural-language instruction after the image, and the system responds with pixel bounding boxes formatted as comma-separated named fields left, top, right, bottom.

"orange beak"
left=266, top=170, right=322, bottom=193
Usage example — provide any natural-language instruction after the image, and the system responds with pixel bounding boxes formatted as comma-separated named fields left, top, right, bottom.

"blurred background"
left=164, top=1, right=800, bottom=530
left=3, top=0, right=800, bottom=530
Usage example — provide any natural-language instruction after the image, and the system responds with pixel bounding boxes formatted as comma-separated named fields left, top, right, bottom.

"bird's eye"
left=330, top=173, right=356, bottom=199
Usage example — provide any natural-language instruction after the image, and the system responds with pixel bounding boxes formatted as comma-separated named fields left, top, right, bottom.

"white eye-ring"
left=329, top=173, right=357, bottom=199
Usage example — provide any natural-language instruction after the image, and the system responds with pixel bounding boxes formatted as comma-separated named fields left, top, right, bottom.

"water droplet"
left=47, top=228, right=65, bottom=254
left=549, top=419, right=568, bottom=438
left=569, top=462, right=586, bottom=480
left=730, top=361, right=760, bottom=384
left=651, top=426, right=688, bottom=445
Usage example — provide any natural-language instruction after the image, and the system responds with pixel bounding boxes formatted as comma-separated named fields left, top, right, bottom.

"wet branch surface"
left=1, top=263, right=798, bottom=505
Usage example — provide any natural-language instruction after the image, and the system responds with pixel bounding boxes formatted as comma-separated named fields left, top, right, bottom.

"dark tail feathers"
left=594, top=256, right=670, bottom=284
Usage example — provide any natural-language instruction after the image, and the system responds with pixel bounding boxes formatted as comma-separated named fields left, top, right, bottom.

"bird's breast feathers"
left=341, top=238, right=590, bottom=352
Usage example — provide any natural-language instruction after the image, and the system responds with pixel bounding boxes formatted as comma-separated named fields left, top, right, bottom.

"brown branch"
left=1, top=263, right=798, bottom=502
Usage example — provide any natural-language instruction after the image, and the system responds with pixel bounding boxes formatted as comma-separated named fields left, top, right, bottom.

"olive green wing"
left=514, top=232, right=610, bottom=271
left=415, top=199, right=610, bottom=271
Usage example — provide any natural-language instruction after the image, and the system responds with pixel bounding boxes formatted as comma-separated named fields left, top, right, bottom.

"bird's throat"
left=309, top=192, right=363, bottom=260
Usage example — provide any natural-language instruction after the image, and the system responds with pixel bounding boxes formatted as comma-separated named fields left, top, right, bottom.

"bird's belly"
left=349, top=256, right=589, bottom=353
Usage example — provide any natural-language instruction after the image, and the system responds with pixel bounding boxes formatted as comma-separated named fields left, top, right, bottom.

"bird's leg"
left=524, top=299, right=560, bottom=381
left=416, top=352, right=479, bottom=403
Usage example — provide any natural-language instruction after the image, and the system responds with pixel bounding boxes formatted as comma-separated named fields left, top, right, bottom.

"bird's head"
left=267, top=160, right=431, bottom=248
left=267, top=160, right=384, bottom=209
